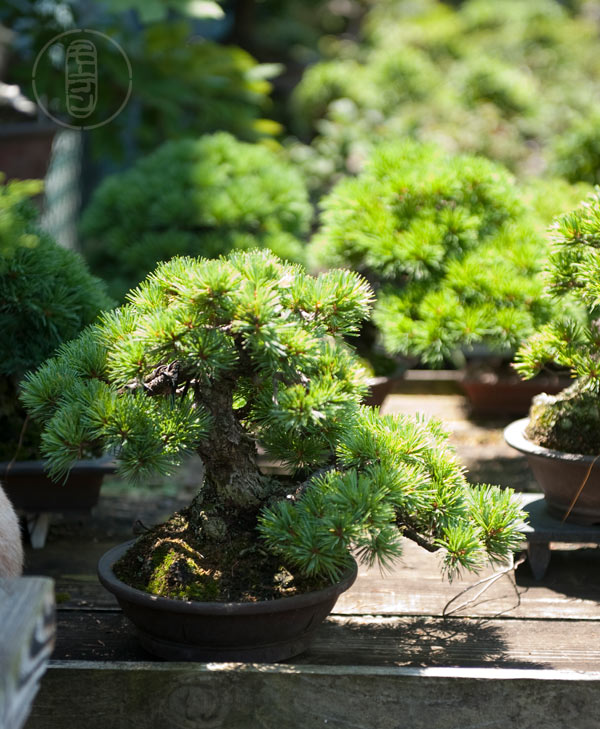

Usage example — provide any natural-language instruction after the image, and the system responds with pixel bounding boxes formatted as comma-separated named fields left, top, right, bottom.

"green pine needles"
left=290, top=0, right=600, bottom=190
left=515, top=190, right=600, bottom=454
left=22, top=250, right=525, bottom=593
left=311, top=139, right=562, bottom=368
left=0, top=177, right=112, bottom=460
left=80, top=132, right=312, bottom=300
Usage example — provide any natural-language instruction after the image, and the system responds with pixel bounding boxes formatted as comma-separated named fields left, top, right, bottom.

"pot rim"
left=98, top=539, right=358, bottom=616
left=504, top=418, right=600, bottom=464
left=0, top=455, right=117, bottom=477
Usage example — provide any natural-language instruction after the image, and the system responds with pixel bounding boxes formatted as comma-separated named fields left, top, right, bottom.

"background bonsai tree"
left=80, top=132, right=313, bottom=300
left=287, top=0, right=600, bottom=194
left=310, top=139, right=587, bottom=372
left=515, top=190, right=600, bottom=455
left=0, top=176, right=112, bottom=462
left=22, top=250, right=525, bottom=598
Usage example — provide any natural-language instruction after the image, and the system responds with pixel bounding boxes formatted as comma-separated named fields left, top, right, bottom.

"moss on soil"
left=113, top=506, right=329, bottom=603
left=526, top=380, right=600, bottom=455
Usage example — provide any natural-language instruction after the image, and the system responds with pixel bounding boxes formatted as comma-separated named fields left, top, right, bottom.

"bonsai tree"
left=515, top=189, right=600, bottom=455
left=0, top=176, right=112, bottom=462
left=21, top=249, right=525, bottom=599
left=80, top=133, right=313, bottom=300
left=288, top=0, right=600, bottom=191
left=550, top=107, right=600, bottom=186
left=309, top=139, right=566, bottom=372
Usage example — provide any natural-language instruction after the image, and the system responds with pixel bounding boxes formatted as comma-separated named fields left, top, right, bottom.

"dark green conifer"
left=22, top=249, right=525, bottom=595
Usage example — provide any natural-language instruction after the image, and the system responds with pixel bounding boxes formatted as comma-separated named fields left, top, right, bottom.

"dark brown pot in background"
left=460, top=374, right=569, bottom=417
left=1, top=458, right=115, bottom=515
left=363, top=376, right=397, bottom=408
left=98, top=540, right=358, bottom=662
left=0, top=122, right=56, bottom=181
left=504, top=418, right=600, bottom=525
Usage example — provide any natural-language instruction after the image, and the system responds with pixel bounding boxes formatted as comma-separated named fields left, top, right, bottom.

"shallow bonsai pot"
left=460, top=375, right=569, bottom=417
left=0, top=458, right=116, bottom=514
left=363, top=376, right=396, bottom=408
left=504, top=418, right=600, bottom=525
left=0, top=121, right=57, bottom=181
left=98, top=540, right=358, bottom=662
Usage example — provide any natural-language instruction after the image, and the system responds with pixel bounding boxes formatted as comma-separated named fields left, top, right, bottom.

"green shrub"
left=551, top=109, right=600, bottom=185
left=21, top=249, right=525, bottom=593
left=515, top=189, right=600, bottom=454
left=81, top=133, right=313, bottom=300
left=290, top=0, right=600, bottom=188
left=0, top=178, right=112, bottom=461
left=311, top=140, right=585, bottom=368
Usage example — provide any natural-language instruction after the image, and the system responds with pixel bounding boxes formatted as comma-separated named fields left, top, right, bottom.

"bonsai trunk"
left=188, top=376, right=273, bottom=541
left=113, top=376, right=308, bottom=601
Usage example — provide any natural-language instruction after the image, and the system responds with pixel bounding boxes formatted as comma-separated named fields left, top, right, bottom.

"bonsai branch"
left=398, top=523, right=440, bottom=553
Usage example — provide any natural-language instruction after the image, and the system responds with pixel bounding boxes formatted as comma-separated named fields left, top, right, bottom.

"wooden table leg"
left=25, top=514, right=51, bottom=549
left=527, top=541, right=551, bottom=580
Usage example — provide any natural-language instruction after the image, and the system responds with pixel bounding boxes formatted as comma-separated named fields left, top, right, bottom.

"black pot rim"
left=0, top=456, right=117, bottom=477
left=504, top=418, right=599, bottom=464
left=98, top=539, right=358, bottom=616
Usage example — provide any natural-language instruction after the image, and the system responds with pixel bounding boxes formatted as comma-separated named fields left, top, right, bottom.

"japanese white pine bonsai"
left=21, top=250, right=524, bottom=600
left=515, top=190, right=600, bottom=455
left=310, top=139, right=583, bottom=373
left=80, top=133, right=312, bottom=300
left=0, top=177, right=112, bottom=462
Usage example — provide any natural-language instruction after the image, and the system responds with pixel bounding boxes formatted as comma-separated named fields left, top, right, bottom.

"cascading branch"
left=22, top=250, right=525, bottom=598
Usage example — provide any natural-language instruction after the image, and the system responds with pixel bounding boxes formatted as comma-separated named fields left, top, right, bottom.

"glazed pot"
left=0, top=458, right=116, bottom=515
left=504, top=418, right=600, bottom=525
left=98, top=540, right=357, bottom=662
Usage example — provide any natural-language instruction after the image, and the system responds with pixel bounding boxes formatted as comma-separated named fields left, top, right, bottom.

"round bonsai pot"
left=460, top=374, right=569, bottom=417
left=0, top=458, right=116, bottom=514
left=504, top=418, right=600, bottom=525
left=98, top=540, right=358, bottom=662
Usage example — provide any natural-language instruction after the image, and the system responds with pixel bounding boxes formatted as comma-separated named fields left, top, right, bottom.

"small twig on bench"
left=442, top=552, right=526, bottom=618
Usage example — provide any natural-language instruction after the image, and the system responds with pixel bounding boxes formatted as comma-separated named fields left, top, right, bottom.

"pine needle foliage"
left=80, top=133, right=312, bottom=300
left=515, top=190, right=600, bottom=386
left=22, top=250, right=525, bottom=583
left=289, top=0, right=600, bottom=192
left=311, top=140, right=568, bottom=367
left=514, top=189, right=600, bottom=454
left=0, top=178, right=113, bottom=460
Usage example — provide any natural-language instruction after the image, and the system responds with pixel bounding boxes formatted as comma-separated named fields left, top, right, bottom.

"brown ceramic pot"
left=504, top=418, right=600, bottom=525
left=0, top=458, right=115, bottom=515
left=460, top=375, right=569, bottom=417
left=98, top=540, right=357, bottom=662
left=363, top=376, right=396, bottom=408
left=0, top=122, right=56, bottom=181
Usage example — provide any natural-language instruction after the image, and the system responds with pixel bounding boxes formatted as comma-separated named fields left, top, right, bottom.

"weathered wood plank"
left=335, top=538, right=600, bottom=619
left=26, top=663, right=600, bottom=729
left=0, top=578, right=55, bottom=729
left=49, top=610, right=600, bottom=672
left=24, top=526, right=600, bottom=618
